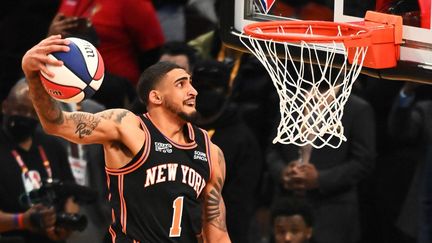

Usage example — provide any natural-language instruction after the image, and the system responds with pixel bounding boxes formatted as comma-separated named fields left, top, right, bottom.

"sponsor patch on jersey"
left=155, top=142, right=173, bottom=153
left=193, top=151, right=208, bottom=162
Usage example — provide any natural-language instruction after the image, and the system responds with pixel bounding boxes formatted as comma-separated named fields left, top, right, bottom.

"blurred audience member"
left=91, top=0, right=165, bottom=86
left=271, top=197, right=313, bottom=243
left=194, top=60, right=263, bottom=243
left=189, top=29, right=278, bottom=151
left=353, top=76, right=431, bottom=243
left=267, top=94, right=375, bottom=243
left=47, top=0, right=99, bottom=44
left=190, top=26, right=278, bottom=243
left=0, top=79, right=78, bottom=243
left=188, top=0, right=219, bottom=24
left=159, top=41, right=198, bottom=73
left=153, top=0, right=188, bottom=41
left=47, top=1, right=137, bottom=109
left=388, top=82, right=432, bottom=243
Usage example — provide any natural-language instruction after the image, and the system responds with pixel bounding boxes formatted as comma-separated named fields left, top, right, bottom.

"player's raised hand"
left=22, top=35, right=70, bottom=79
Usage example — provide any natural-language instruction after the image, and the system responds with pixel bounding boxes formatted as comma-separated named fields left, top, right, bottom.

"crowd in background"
left=1, top=0, right=432, bottom=243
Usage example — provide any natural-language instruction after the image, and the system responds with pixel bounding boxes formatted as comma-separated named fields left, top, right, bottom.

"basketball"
left=39, top=37, right=104, bottom=103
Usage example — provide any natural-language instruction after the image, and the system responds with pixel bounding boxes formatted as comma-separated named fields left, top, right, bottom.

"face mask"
left=2, top=115, right=39, bottom=143
left=196, top=90, right=227, bottom=118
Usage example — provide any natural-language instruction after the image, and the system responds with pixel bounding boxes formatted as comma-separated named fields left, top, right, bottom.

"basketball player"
left=21, top=35, right=231, bottom=242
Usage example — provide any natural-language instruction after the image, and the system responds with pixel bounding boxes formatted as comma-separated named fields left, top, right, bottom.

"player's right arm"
left=22, top=35, right=138, bottom=146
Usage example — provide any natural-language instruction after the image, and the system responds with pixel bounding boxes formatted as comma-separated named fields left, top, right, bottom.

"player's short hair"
left=271, top=197, right=314, bottom=227
left=137, top=61, right=182, bottom=106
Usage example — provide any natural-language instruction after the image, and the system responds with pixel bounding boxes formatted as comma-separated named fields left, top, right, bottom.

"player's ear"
left=149, top=90, right=162, bottom=105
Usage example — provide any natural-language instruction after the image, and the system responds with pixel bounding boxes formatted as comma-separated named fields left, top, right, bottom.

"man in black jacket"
left=267, top=94, right=376, bottom=243
left=194, top=60, right=264, bottom=243
left=388, top=83, right=432, bottom=243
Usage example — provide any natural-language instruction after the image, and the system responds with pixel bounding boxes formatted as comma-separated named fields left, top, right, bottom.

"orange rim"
left=243, top=21, right=372, bottom=45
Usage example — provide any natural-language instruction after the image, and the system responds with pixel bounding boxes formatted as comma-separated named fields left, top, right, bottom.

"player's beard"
left=163, top=99, right=198, bottom=123
left=178, top=111, right=198, bottom=123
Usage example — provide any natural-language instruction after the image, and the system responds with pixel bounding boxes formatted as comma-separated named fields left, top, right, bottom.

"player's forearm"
left=28, top=76, right=65, bottom=130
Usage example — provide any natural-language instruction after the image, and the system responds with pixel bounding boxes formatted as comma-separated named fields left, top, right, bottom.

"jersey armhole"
left=105, top=116, right=151, bottom=175
left=200, top=128, right=213, bottom=181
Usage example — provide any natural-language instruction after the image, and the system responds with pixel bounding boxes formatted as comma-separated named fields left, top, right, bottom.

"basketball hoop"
left=237, top=12, right=401, bottom=148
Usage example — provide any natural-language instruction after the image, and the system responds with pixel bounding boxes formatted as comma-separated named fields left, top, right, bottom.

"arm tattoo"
left=99, top=111, right=115, bottom=120
left=67, top=113, right=101, bottom=139
left=115, top=111, right=128, bottom=123
left=206, top=178, right=223, bottom=221
left=205, top=177, right=227, bottom=231
left=99, top=110, right=128, bottom=124
left=30, top=81, right=64, bottom=125
left=204, top=148, right=227, bottom=231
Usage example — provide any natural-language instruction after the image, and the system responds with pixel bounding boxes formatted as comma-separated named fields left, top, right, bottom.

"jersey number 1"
left=169, top=196, right=184, bottom=237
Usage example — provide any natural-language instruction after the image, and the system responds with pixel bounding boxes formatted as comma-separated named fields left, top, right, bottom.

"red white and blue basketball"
left=40, top=37, right=104, bottom=103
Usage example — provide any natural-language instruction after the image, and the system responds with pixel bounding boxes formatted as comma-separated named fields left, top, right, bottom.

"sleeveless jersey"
left=105, top=113, right=212, bottom=242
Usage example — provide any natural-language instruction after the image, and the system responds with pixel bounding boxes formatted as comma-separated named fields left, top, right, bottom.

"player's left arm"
left=202, top=144, right=231, bottom=243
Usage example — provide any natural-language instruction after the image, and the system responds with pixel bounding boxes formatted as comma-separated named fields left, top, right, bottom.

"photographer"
left=0, top=79, right=78, bottom=243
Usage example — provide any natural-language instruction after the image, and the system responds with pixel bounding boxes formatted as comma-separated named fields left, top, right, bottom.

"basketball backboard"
left=220, top=0, right=432, bottom=84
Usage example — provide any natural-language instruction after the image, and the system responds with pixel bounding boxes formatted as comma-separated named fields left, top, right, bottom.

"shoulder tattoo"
left=115, top=110, right=128, bottom=123
left=99, top=110, right=129, bottom=123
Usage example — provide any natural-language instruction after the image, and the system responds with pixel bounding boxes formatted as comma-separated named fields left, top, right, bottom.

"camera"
left=25, top=180, right=98, bottom=232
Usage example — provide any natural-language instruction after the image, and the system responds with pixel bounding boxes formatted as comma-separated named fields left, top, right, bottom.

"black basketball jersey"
left=105, top=113, right=212, bottom=243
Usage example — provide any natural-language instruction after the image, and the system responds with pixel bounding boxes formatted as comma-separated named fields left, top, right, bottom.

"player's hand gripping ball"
left=39, top=37, right=104, bottom=103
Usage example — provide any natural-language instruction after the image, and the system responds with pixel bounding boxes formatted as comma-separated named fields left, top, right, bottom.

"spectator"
left=91, top=0, right=165, bottom=86
left=47, top=1, right=137, bottom=109
left=194, top=60, right=263, bottom=243
left=159, top=41, right=198, bottom=73
left=388, top=82, right=432, bottom=243
left=271, top=197, right=313, bottom=243
left=353, top=76, right=432, bottom=243
left=0, top=79, right=78, bottom=243
left=153, top=0, right=188, bottom=42
left=47, top=0, right=99, bottom=44
left=189, top=21, right=278, bottom=243
left=189, top=28, right=279, bottom=152
left=267, top=93, right=375, bottom=243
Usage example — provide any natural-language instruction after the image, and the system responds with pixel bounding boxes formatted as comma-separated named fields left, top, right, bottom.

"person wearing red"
left=52, top=0, right=165, bottom=86
left=57, top=0, right=95, bottom=17
left=91, top=0, right=165, bottom=85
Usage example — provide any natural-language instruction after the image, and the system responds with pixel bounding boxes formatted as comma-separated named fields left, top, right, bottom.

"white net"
left=237, top=24, right=368, bottom=148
